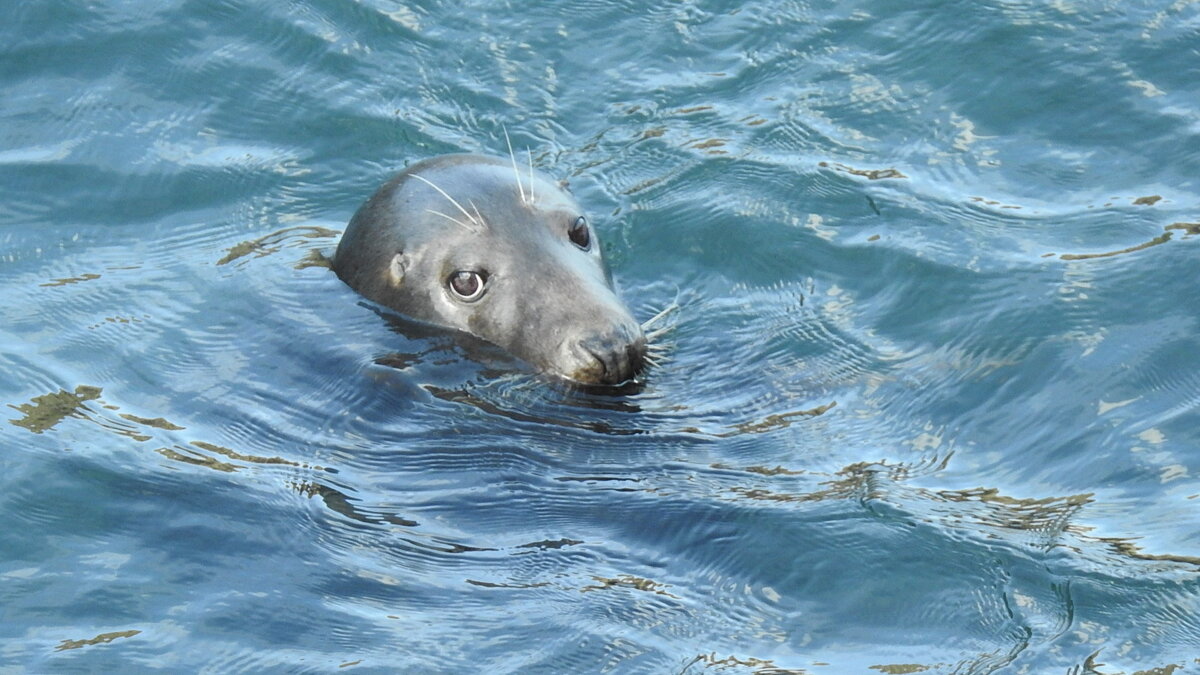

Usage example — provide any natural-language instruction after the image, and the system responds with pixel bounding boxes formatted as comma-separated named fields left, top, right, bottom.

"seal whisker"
left=468, top=199, right=487, bottom=230
left=410, top=174, right=481, bottom=229
left=503, top=127, right=527, bottom=205
left=640, top=302, right=679, bottom=330
left=644, top=326, right=674, bottom=341
left=527, top=148, right=536, bottom=205
left=646, top=350, right=673, bottom=365
left=425, top=209, right=476, bottom=232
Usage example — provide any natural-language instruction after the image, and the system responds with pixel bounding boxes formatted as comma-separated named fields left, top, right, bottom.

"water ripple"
left=4, top=0, right=1200, bottom=672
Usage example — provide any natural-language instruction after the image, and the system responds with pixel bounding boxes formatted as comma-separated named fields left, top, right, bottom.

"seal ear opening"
left=388, top=252, right=407, bottom=286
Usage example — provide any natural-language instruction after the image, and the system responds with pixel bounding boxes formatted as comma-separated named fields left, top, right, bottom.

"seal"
left=333, top=153, right=647, bottom=385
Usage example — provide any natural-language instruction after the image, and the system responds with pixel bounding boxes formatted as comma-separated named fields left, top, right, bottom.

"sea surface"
left=2, top=1, right=1199, bottom=673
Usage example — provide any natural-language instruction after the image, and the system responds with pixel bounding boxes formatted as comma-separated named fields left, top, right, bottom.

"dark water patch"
left=216, top=225, right=340, bottom=266
left=39, top=273, right=102, bottom=288
left=54, top=629, right=142, bottom=652
left=1167, top=221, right=1200, bottom=235
left=119, top=414, right=185, bottom=431
left=820, top=161, right=908, bottom=181
left=8, top=386, right=103, bottom=434
left=1060, top=230, right=1175, bottom=260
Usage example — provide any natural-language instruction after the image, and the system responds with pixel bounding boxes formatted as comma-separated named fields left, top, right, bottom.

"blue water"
left=3, top=1, right=1199, bottom=672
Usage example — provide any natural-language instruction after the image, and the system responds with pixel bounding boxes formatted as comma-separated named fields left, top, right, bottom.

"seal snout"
left=567, top=323, right=648, bottom=386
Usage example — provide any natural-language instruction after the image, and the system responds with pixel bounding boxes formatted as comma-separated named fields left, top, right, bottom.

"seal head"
left=333, top=154, right=646, bottom=385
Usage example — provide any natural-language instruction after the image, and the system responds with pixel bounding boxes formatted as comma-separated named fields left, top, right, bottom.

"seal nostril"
left=572, top=328, right=646, bottom=385
left=578, top=343, right=616, bottom=385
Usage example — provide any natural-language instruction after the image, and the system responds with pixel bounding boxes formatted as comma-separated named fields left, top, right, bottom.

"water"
left=2, top=0, right=1199, bottom=672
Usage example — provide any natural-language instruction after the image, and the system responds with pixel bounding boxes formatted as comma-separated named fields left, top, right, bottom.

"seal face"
left=333, top=154, right=646, bottom=385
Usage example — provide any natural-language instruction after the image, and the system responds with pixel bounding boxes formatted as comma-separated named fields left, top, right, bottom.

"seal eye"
left=568, top=216, right=590, bottom=250
left=448, top=270, right=487, bottom=302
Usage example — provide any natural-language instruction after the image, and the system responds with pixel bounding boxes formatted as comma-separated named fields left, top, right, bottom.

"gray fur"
left=333, top=154, right=646, bottom=385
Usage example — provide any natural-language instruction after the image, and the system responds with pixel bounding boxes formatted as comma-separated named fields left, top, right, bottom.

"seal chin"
left=560, top=326, right=648, bottom=386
